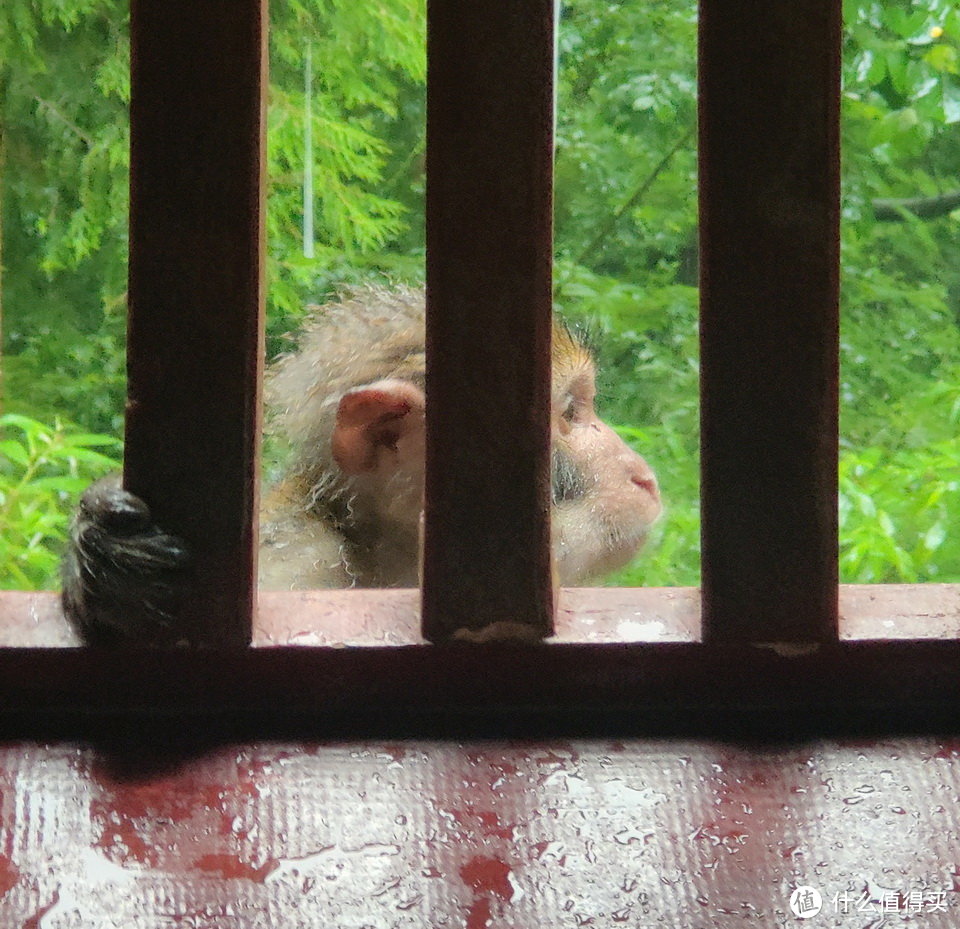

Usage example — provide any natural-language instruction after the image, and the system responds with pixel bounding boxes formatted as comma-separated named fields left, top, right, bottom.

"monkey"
left=62, top=287, right=661, bottom=642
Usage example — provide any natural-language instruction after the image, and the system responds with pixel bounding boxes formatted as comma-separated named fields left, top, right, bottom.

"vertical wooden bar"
left=125, top=0, right=266, bottom=645
left=422, top=0, right=555, bottom=641
left=699, top=0, right=840, bottom=642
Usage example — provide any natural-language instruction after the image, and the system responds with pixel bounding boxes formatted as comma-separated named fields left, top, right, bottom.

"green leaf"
left=925, top=43, right=958, bottom=75
left=0, top=441, right=30, bottom=468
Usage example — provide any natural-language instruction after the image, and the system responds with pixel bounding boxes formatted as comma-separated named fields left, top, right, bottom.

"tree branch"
left=872, top=190, right=960, bottom=222
left=33, top=97, right=93, bottom=149
left=571, top=126, right=694, bottom=269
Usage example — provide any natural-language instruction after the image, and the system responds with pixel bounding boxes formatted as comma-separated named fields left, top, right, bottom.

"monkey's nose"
left=632, top=474, right=659, bottom=498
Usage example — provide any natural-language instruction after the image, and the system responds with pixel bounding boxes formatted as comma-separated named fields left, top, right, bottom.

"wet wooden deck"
left=1, top=586, right=958, bottom=925
left=1, top=736, right=958, bottom=926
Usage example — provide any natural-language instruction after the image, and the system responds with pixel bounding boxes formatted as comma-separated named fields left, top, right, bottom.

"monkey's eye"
left=562, top=397, right=578, bottom=423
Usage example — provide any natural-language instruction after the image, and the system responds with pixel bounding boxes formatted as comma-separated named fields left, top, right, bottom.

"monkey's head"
left=267, top=287, right=661, bottom=586
left=548, top=322, right=662, bottom=583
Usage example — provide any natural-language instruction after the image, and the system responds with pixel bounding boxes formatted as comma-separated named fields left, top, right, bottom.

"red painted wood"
left=125, top=0, right=266, bottom=645
left=0, top=588, right=958, bottom=726
left=6, top=585, right=960, bottom=649
left=699, top=0, right=841, bottom=641
left=0, top=737, right=958, bottom=925
left=422, top=0, right=556, bottom=641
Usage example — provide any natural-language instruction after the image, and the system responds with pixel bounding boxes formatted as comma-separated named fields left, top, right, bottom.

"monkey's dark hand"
left=61, top=474, right=192, bottom=645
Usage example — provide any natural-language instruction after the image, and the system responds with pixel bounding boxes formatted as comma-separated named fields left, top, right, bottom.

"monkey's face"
left=328, top=328, right=660, bottom=587
left=549, top=340, right=662, bottom=585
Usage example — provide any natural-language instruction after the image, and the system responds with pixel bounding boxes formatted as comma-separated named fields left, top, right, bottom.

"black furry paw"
left=61, top=475, right=192, bottom=645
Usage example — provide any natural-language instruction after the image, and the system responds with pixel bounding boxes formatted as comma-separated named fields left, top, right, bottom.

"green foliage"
left=2, top=0, right=427, bottom=404
left=1, top=1, right=131, bottom=434
left=265, top=0, right=426, bottom=343
left=840, top=439, right=960, bottom=582
left=0, top=414, right=121, bottom=589
left=4, top=315, right=126, bottom=434
left=2, top=0, right=960, bottom=590
left=554, top=0, right=697, bottom=279
left=835, top=0, right=960, bottom=582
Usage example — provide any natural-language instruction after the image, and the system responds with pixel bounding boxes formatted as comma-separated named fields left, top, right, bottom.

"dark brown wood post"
left=422, top=0, right=556, bottom=640
left=125, top=0, right=266, bottom=645
left=699, top=0, right=841, bottom=642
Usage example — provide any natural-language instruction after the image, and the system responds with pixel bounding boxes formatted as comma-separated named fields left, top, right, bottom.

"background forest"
left=1, top=0, right=959, bottom=589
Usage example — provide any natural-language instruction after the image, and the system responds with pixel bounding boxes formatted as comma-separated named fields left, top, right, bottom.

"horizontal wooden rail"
left=1, top=588, right=958, bottom=733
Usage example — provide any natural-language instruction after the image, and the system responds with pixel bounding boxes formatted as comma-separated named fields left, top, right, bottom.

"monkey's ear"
left=332, top=378, right=426, bottom=475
